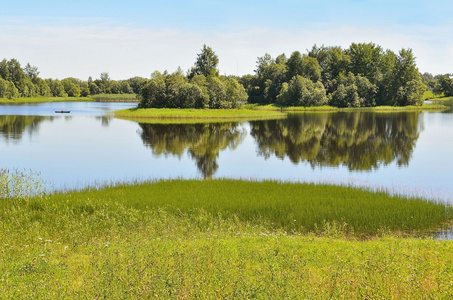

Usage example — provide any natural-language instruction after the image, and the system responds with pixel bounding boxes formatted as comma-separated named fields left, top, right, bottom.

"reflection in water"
left=250, top=112, right=423, bottom=171
left=95, top=116, right=112, bottom=127
left=138, top=122, right=247, bottom=178
left=0, top=115, right=49, bottom=143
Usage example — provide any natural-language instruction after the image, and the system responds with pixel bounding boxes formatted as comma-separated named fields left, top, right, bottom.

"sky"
left=1, top=0, right=452, bottom=80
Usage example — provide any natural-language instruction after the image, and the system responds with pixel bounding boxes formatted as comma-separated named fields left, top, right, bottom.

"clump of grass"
left=0, top=168, right=46, bottom=199
left=24, top=179, right=451, bottom=237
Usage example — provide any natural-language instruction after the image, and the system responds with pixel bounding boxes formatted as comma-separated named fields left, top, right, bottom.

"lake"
left=1, top=101, right=453, bottom=205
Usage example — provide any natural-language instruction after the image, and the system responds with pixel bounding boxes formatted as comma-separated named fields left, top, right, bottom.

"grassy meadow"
left=1, top=173, right=453, bottom=298
left=423, top=90, right=453, bottom=101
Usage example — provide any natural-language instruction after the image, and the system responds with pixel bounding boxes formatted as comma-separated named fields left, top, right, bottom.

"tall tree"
left=24, top=63, right=40, bottom=83
left=347, top=43, right=384, bottom=84
left=189, top=44, right=219, bottom=78
left=393, top=49, right=425, bottom=106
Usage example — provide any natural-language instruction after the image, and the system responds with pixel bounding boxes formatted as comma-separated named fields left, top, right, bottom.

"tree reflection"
left=138, top=122, right=246, bottom=178
left=0, top=115, right=48, bottom=143
left=250, top=112, right=423, bottom=171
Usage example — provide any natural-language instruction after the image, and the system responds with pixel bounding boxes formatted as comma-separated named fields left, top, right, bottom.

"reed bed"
left=114, top=108, right=286, bottom=121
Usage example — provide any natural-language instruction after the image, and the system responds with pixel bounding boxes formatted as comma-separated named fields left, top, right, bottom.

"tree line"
left=420, top=72, right=453, bottom=97
left=138, top=45, right=248, bottom=109
left=0, top=58, right=146, bottom=99
left=2, top=43, right=451, bottom=106
left=239, top=43, right=429, bottom=107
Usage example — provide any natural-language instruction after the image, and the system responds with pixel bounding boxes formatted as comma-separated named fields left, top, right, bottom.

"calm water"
left=1, top=102, right=453, bottom=205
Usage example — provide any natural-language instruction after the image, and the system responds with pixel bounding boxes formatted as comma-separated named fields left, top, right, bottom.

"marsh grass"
left=114, top=108, right=286, bottom=122
left=1, top=177, right=453, bottom=298
left=0, top=168, right=46, bottom=199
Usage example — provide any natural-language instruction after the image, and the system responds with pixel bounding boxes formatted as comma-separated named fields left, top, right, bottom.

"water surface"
left=1, top=102, right=453, bottom=205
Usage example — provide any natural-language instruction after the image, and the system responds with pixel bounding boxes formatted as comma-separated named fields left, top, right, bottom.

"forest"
left=1, top=43, right=452, bottom=108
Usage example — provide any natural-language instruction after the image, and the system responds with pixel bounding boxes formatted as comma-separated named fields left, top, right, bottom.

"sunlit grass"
left=0, top=168, right=46, bottom=199
left=423, top=90, right=452, bottom=101
left=114, top=108, right=287, bottom=122
left=2, top=176, right=453, bottom=298
left=247, top=103, right=449, bottom=112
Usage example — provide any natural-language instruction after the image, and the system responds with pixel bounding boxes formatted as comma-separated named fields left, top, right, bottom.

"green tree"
left=189, top=44, right=219, bottom=78
left=80, top=82, right=90, bottom=97
left=393, top=49, right=425, bottom=106
left=347, top=43, right=384, bottom=84
left=120, top=80, right=133, bottom=94
left=108, top=80, right=121, bottom=94
left=61, top=78, right=81, bottom=97
left=0, top=59, right=10, bottom=81
left=434, top=75, right=453, bottom=97
left=34, top=78, right=51, bottom=97
left=278, top=75, right=327, bottom=107
left=0, top=78, right=19, bottom=99
left=206, top=76, right=227, bottom=108
left=308, top=45, right=350, bottom=85
left=138, top=72, right=166, bottom=108
left=286, top=51, right=304, bottom=80
left=89, top=82, right=101, bottom=95
left=128, top=77, right=147, bottom=94
left=223, top=77, right=248, bottom=108
left=329, top=73, right=377, bottom=107
left=24, top=63, right=40, bottom=83
left=252, top=53, right=288, bottom=104
left=46, top=79, right=67, bottom=97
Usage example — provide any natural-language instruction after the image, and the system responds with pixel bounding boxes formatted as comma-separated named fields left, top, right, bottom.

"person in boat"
left=61, top=109, right=64, bottom=113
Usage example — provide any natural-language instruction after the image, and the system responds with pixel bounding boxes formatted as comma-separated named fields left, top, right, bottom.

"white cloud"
left=1, top=22, right=451, bottom=80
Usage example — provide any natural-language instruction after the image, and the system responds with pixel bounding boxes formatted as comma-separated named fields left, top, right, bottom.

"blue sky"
left=1, top=0, right=452, bottom=79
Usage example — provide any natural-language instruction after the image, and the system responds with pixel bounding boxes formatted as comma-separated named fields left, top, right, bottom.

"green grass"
left=2, top=174, right=453, bottom=298
left=114, top=108, right=287, bottom=122
left=247, top=103, right=450, bottom=112
left=423, top=90, right=453, bottom=101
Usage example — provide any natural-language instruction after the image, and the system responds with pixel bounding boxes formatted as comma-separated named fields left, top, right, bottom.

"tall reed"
left=0, top=168, right=46, bottom=199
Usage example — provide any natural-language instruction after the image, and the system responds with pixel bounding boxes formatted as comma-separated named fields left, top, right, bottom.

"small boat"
left=55, top=110, right=71, bottom=113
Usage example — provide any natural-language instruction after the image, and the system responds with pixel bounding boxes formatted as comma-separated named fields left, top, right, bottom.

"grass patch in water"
left=114, top=108, right=286, bottom=122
